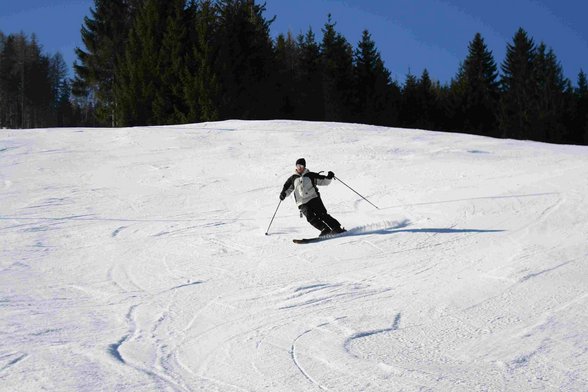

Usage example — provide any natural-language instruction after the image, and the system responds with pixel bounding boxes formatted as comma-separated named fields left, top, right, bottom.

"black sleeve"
left=307, top=171, right=328, bottom=180
left=281, top=175, right=296, bottom=193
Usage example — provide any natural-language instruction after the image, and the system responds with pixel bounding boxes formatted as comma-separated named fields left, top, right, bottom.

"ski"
left=292, top=230, right=347, bottom=244
left=293, top=237, right=324, bottom=244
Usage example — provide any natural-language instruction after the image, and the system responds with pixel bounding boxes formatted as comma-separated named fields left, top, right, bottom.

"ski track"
left=291, top=328, right=329, bottom=391
left=0, top=352, right=29, bottom=374
left=1, top=121, right=587, bottom=390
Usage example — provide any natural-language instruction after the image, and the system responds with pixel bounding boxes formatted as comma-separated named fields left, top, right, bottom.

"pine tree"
left=445, top=72, right=465, bottom=132
left=14, top=34, right=29, bottom=128
left=214, top=0, right=276, bottom=119
left=183, top=0, right=220, bottom=122
left=274, top=32, right=300, bottom=118
left=575, top=70, right=588, bottom=144
left=353, top=30, right=400, bottom=126
left=415, top=69, right=438, bottom=129
left=434, top=82, right=452, bottom=131
left=532, top=43, right=568, bottom=143
left=56, top=79, right=74, bottom=126
left=16, top=34, right=53, bottom=128
left=399, top=69, right=439, bottom=130
left=48, top=53, right=71, bottom=126
left=0, top=32, right=69, bottom=128
left=400, top=72, right=419, bottom=128
left=321, top=14, right=354, bottom=122
left=452, top=33, right=499, bottom=136
left=31, top=36, right=56, bottom=127
left=499, top=28, right=538, bottom=140
left=296, top=28, right=324, bottom=120
left=115, top=0, right=160, bottom=125
left=74, top=0, right=135, bottom=126
left=153, top=0, right=189, bottom=124
left=0, top=33, right=20, bottom=127
left=115, top=0, right=187, bottom=126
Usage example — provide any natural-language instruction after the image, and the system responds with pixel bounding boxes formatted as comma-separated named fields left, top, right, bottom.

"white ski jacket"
left=281, top=168, right=332, bottom=207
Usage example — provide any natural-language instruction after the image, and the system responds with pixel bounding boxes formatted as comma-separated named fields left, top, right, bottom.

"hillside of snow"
left=1, top=120, right=587, bottom=391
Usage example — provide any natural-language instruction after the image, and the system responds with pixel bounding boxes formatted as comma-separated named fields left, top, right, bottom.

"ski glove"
left=279, top=192, right=286, bottom=201
left=327, top=171, right=335, bottom=179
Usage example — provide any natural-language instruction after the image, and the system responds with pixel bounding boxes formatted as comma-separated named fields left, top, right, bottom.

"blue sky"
left=1, top=0, right=587, bottom=84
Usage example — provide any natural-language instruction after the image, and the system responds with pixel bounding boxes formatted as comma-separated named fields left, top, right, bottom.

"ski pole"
left=265, top=199, right=282, bottom=235
left=334, top=176, right=380, bottom=210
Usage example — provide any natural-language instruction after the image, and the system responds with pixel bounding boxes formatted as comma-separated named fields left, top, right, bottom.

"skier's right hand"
left=279, top=192, right=286, bottom=201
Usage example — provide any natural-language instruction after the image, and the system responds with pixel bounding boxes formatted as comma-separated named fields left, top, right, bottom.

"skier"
left=280, top=158, right=346, bottom=236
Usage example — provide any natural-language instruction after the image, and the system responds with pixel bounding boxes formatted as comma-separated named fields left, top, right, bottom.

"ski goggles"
left=296, top=164, right=305, bottom=169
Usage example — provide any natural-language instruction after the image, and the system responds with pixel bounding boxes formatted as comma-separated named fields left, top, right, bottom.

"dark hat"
left=296, top=158, right=306, bottom=166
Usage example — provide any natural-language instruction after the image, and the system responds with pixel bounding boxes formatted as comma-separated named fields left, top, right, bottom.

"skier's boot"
left=331, top=226, right=346, bottom=234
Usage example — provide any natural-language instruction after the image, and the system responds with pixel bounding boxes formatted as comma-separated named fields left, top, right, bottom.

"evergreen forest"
left=1, top=0, right=587, bottom=145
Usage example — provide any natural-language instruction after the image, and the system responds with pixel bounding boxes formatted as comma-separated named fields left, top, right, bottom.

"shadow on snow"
left=340, top=219, right=504, bottom=239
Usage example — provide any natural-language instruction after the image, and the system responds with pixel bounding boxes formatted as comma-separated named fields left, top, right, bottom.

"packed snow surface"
left=1, top=120, right=587, bottom=391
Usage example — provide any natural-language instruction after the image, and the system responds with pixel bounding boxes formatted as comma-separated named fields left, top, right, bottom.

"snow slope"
left=1, top=120, right=587, bottom=391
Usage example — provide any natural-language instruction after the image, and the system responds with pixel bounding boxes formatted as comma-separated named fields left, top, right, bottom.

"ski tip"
left=293, top=237, right=320, bottom=244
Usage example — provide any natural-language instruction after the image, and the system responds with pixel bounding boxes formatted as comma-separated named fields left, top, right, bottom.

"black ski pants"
left=299, top=197, right=341, bottom=232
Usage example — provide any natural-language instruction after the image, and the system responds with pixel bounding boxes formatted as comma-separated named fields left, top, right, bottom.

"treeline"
left=3, top=0, right=588, bottom=145
left=0, top=32, right=92, bottom=128
left=72, top=0, right=413, bottom=127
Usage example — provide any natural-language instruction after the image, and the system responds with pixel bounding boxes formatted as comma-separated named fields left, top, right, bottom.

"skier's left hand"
left=327, top=171, right=335, bottom=179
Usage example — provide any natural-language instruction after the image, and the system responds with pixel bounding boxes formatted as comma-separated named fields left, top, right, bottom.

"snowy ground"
left=1, top=120, right=587, bottom=391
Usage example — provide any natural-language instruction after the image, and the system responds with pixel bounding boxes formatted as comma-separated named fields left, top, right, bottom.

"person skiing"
left=280, top=158, right=346, bottom=236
